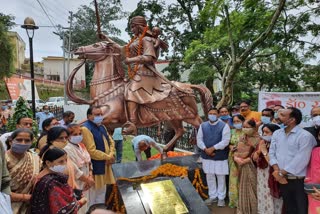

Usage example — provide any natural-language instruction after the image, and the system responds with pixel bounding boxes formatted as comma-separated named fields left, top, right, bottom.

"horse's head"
left=73, top=42, right=118, bottom=61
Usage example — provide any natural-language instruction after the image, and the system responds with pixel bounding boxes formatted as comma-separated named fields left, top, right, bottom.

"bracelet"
left=22, top=194, right=25, bottom=201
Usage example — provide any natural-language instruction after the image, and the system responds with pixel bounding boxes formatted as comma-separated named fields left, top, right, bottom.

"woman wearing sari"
left=30, top=145, right=87, bottom=213
left=5, top=128, right=40, bottom=214
left=64, top=124, right=95, bottom=214
left=46, top=126, right=78, bottom=189
left=305, top=129, right=320, bottom=214
left=228, top=114, right=245, bottom=208
left=252, top=123, right=282, bottom=214
left=234, top=119, right=260, bottom=214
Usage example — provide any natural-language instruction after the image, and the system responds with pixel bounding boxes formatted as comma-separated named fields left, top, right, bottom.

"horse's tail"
left=66, top=59, right=91, bottom=105
left=190, top=84, right=213, bottom=117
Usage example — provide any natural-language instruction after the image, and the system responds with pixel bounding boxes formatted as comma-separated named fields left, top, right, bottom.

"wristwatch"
left=278, top=171, right=284, bottom=177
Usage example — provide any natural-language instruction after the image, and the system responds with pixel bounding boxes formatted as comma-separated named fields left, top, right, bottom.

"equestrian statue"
left=66, top=14, right=213, bottom=152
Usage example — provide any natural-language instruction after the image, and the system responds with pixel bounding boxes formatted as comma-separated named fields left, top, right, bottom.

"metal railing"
left=137, top=123, right=195, bottom=151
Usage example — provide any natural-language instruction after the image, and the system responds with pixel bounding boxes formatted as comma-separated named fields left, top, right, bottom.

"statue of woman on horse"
left=99, top=16, right=182, bottom=125
left=67, top=15, right=212, bottom=151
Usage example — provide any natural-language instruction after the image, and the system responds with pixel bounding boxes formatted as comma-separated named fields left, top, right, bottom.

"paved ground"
left=208, top=203, right=236, bottom=214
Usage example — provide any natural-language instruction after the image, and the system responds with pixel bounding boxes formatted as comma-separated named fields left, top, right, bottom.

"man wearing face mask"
left=305, top=106, right=320, bottom=146
left=239, top=100, right=261, bottom=122
left=0, top=116, right=33, bottom=151
left=197, top=108, right=231, bottom=207
left=81, top=106, right=115, bottom=207
left=269, top=107, right=317, bottom=214
left=59, top=111, right=75, bottom=128
left=258, top=108, right=278, bottom=136
left=272, top=104, right=285, bottom=124
left=36, top=105, right=54, bottom=132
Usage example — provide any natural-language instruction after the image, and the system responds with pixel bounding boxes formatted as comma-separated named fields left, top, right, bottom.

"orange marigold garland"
left=192, top=168, right=208, bottom=199
left=106, top=184, right=125, bottom=213
left=126, top=26, right=149, bottom=79
left=117, top=163, right=188, bottom=183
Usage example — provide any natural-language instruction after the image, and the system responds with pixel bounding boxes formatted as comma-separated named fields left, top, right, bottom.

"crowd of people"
left=0, top=104, right=126, bottom=214
left=197, top=100, right=320, bottom=214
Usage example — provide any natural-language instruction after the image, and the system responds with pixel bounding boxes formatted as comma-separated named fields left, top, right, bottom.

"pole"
left=66, top=11, right=73, bottom=105
left=29, top=37, right=36, bottom=119
left=94, top=0, right=101, bottom=35
left=63, top=33, right=67, bottom=105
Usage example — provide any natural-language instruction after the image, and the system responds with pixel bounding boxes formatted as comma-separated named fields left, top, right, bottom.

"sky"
left=0, top=0, right=142, bottom=61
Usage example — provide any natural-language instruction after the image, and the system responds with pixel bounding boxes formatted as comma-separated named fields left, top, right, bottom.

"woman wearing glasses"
left=5, top=128, right=41, bottom=213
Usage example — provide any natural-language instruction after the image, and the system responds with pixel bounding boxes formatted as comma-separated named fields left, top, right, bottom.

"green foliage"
left=7, top=97, right=38, bottom=136
left=0, top=13, right=15, bottom=79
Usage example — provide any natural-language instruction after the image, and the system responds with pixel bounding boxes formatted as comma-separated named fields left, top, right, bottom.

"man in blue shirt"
left=112, top=127, right=124, bottom=163
left=269, top=107, right=317, bottom=214
left=132, top=135, right=163, bottom=161
left=36, top=105, right=54, bottom=132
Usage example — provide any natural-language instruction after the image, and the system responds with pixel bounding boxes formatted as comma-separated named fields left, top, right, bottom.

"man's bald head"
left=311, top=107, right=320, bottom=118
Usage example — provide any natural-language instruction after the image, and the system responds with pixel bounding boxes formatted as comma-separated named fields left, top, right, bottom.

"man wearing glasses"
left=239, top=100, right=262, bottom=123
left=0, top=117, right=33, bottom=150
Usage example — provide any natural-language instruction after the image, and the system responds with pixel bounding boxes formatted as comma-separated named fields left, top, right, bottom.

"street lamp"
left=21, top=17, right=38, bottom=119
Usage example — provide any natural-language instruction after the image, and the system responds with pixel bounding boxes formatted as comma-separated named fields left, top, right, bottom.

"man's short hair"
left=87, top=106, right=101, bottom=117
left=63, top=111, right=74, bottom=118
left=240, top=99, right=251, bottom=106
left=262, top=108, right=275, bottom=117
left=275, top=104, right=285, bottom=109
left=288, top=107, right=302, bottom=125
left=208, top=107, right=218, bottom=113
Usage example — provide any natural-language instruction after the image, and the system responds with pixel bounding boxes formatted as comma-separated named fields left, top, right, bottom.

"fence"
left=48, top=106, right=64, bottom=121
left=137, top=123, right=195, bottom=151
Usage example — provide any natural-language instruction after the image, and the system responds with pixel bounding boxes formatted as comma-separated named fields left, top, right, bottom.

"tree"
left=64, top=0, right=128, bottom=89
left=185, top=0, right=320, bottom=107
left=132, top=0, right=320, bottom=107
left=7, top=96, right=38, bottom=137
left=0, top=13, right=15, bottom=79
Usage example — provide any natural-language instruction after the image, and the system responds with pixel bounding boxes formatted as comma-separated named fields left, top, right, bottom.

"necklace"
left=125, top=26, right=149, bottom=79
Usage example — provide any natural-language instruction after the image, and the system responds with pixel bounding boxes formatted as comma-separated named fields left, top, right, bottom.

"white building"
left=42, top=56, right=86, bottom=87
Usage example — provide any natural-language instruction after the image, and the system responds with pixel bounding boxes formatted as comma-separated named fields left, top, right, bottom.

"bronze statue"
left=66, top=16, right=213, bottom=151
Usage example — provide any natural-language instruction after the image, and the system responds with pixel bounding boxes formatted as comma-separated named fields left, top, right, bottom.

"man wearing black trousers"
left=269, top=107, right=317, bottom=214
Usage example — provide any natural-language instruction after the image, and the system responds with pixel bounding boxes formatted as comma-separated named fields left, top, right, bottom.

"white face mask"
left=312, top=115, right=320, bottom=127
left=69, top=135, right=83, bottom=144
left=261, top=135, right=272, bottom=142
left=50, top=165, right=66, bottom=174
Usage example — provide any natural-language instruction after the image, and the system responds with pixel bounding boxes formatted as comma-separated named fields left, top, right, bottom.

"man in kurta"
left=197, top=108, right=231, bottom=207
left=82, top=106, right=115, bottom=206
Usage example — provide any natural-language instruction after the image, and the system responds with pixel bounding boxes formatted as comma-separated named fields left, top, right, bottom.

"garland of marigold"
left=192, top=168, right=208, bottom=199
left=106, top=184, right=126, bottom=213
left=126, top=26, right=149, bottom=79
left=117, top=163, right=188, bottom=183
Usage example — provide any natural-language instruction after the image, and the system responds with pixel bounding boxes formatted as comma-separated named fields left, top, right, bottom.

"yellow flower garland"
left=192, top=168, right=208, bottom=199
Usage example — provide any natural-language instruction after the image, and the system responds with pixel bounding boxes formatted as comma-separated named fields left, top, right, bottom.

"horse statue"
left=67, top=42, right=212, bottom=152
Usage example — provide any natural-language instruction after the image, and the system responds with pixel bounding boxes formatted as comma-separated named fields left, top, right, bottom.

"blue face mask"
left=208, top=115, right=217, bottom=122
left=93, top=116, right=104, bottom=124
left=233, top=123, right=242, bottom=130
left=274, top=112, right=278, bottom=119
left=232, top=113, right=240, bottom=116
left=220, top=115, right=230, bottom=120
left=279, top=123, right=287, bottom=129
left=261, top=116, right=271, bottom=124
left=11, top=142, right=32, bottom=154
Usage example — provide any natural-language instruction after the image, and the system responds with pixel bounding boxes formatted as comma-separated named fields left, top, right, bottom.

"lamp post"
left=21, top=17, right=38, bottom=119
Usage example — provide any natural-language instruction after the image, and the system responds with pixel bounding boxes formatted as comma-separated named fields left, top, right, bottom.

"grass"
left=120, top=136, right=159, bottom=163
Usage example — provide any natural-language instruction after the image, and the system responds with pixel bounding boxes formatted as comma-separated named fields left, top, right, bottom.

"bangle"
left=22, top=194, right=25, bottom=201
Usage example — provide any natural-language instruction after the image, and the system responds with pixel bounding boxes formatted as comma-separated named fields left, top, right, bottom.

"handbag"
left=304, top=183, right=320, bottom=194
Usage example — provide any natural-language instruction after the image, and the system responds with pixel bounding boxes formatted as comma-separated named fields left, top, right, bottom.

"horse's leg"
left=163, top=120, right=184, bottom=152
left=183, top=114, right=202, bottom=128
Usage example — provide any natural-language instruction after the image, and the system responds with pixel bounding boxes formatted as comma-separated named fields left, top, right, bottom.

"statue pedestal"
left=112, top=155, right=210, bottom=214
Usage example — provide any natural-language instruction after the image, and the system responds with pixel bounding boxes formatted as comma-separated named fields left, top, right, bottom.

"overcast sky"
left=0, top=0, right=141, bottom=61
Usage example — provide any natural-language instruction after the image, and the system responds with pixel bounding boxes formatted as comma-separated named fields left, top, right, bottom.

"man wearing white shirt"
left=197, top=107, right=230, bottom=207
left=269, top=107, right=317, bottom=214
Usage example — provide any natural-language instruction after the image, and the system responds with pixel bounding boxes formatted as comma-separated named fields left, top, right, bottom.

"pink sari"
left=306, top=147, right=320, bottom=214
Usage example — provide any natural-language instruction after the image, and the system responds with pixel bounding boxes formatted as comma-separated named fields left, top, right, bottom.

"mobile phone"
left=304, top=183, right=320, bottom=194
